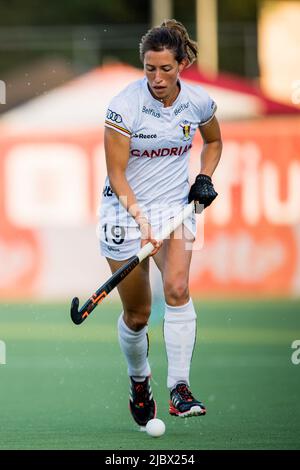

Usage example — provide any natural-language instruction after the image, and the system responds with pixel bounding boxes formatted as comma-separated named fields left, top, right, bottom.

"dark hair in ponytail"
left=139, top=19, right=198, bottom=66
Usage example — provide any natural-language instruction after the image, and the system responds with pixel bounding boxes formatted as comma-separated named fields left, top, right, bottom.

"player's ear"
left=178, top=58, right=189, bottom=73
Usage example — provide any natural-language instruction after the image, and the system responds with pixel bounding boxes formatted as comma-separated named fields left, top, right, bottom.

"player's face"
left=144, top=49, right=186, bottom=105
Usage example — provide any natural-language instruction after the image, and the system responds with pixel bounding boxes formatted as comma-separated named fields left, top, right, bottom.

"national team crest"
left=180, top=120, right=191, bottom=141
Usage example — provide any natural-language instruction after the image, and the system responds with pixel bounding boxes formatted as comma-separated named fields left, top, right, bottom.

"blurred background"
left=0, top=0, right=299, bottom=301
left=0, top=0, right=300, bottom=452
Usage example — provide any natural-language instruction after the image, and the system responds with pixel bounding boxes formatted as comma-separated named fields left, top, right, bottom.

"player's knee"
left=164, top=280, right=189, bottom=306
left=124, top=306, right=151, bottom=331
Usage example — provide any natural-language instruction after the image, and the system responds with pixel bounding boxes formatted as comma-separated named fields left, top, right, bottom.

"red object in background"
left=1, top=117, right=300, bottom=299
left=190, top=116, right=300, bottom=297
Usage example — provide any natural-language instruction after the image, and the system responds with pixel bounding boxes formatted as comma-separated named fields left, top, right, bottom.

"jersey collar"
left=143, top=77, right=183, bottom=109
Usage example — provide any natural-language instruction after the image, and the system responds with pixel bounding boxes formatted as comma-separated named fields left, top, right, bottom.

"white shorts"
left=99, top=212, right=196, bottom=261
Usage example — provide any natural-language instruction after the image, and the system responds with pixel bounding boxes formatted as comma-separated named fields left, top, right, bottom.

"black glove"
left=188, top=174, right=218, bottom=208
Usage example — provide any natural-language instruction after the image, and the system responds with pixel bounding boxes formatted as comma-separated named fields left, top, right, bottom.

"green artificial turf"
left=0, top=298, right=299, bottom=450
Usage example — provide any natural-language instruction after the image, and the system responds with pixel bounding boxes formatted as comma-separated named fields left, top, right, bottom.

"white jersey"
left=101, top=76, right=216, bottom=227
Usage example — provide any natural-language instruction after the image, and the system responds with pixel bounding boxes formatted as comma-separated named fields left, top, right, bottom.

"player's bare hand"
left=140, top=222, right=162, bottom=256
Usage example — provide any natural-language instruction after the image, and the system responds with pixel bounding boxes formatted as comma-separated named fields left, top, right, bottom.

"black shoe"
left=169, top=382, right=206, bottom=417
left=129, top=376, right=156, bottom=426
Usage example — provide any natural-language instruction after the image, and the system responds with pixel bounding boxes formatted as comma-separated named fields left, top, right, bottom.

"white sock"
left=118, top=313, right=151, bottom=380
left=163, top=298, right=197, bottom=389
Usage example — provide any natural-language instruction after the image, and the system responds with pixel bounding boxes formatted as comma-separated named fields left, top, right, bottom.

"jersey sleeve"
left=104, top=94, right=132, bottom=138
left=198, top=89, right=217, bottom=127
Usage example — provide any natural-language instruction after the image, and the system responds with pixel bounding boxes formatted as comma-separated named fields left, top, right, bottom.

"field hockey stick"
left=70, top=201, right=196, bottom=325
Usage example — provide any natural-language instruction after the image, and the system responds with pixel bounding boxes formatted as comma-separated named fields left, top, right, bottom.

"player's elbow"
left=205, top=139, right=223, bottom=160
left=107, top=169, right=126, bottom=192
left=208, top=138, right=222, bottom=150
left=216, top=139, right=223, bottom=158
